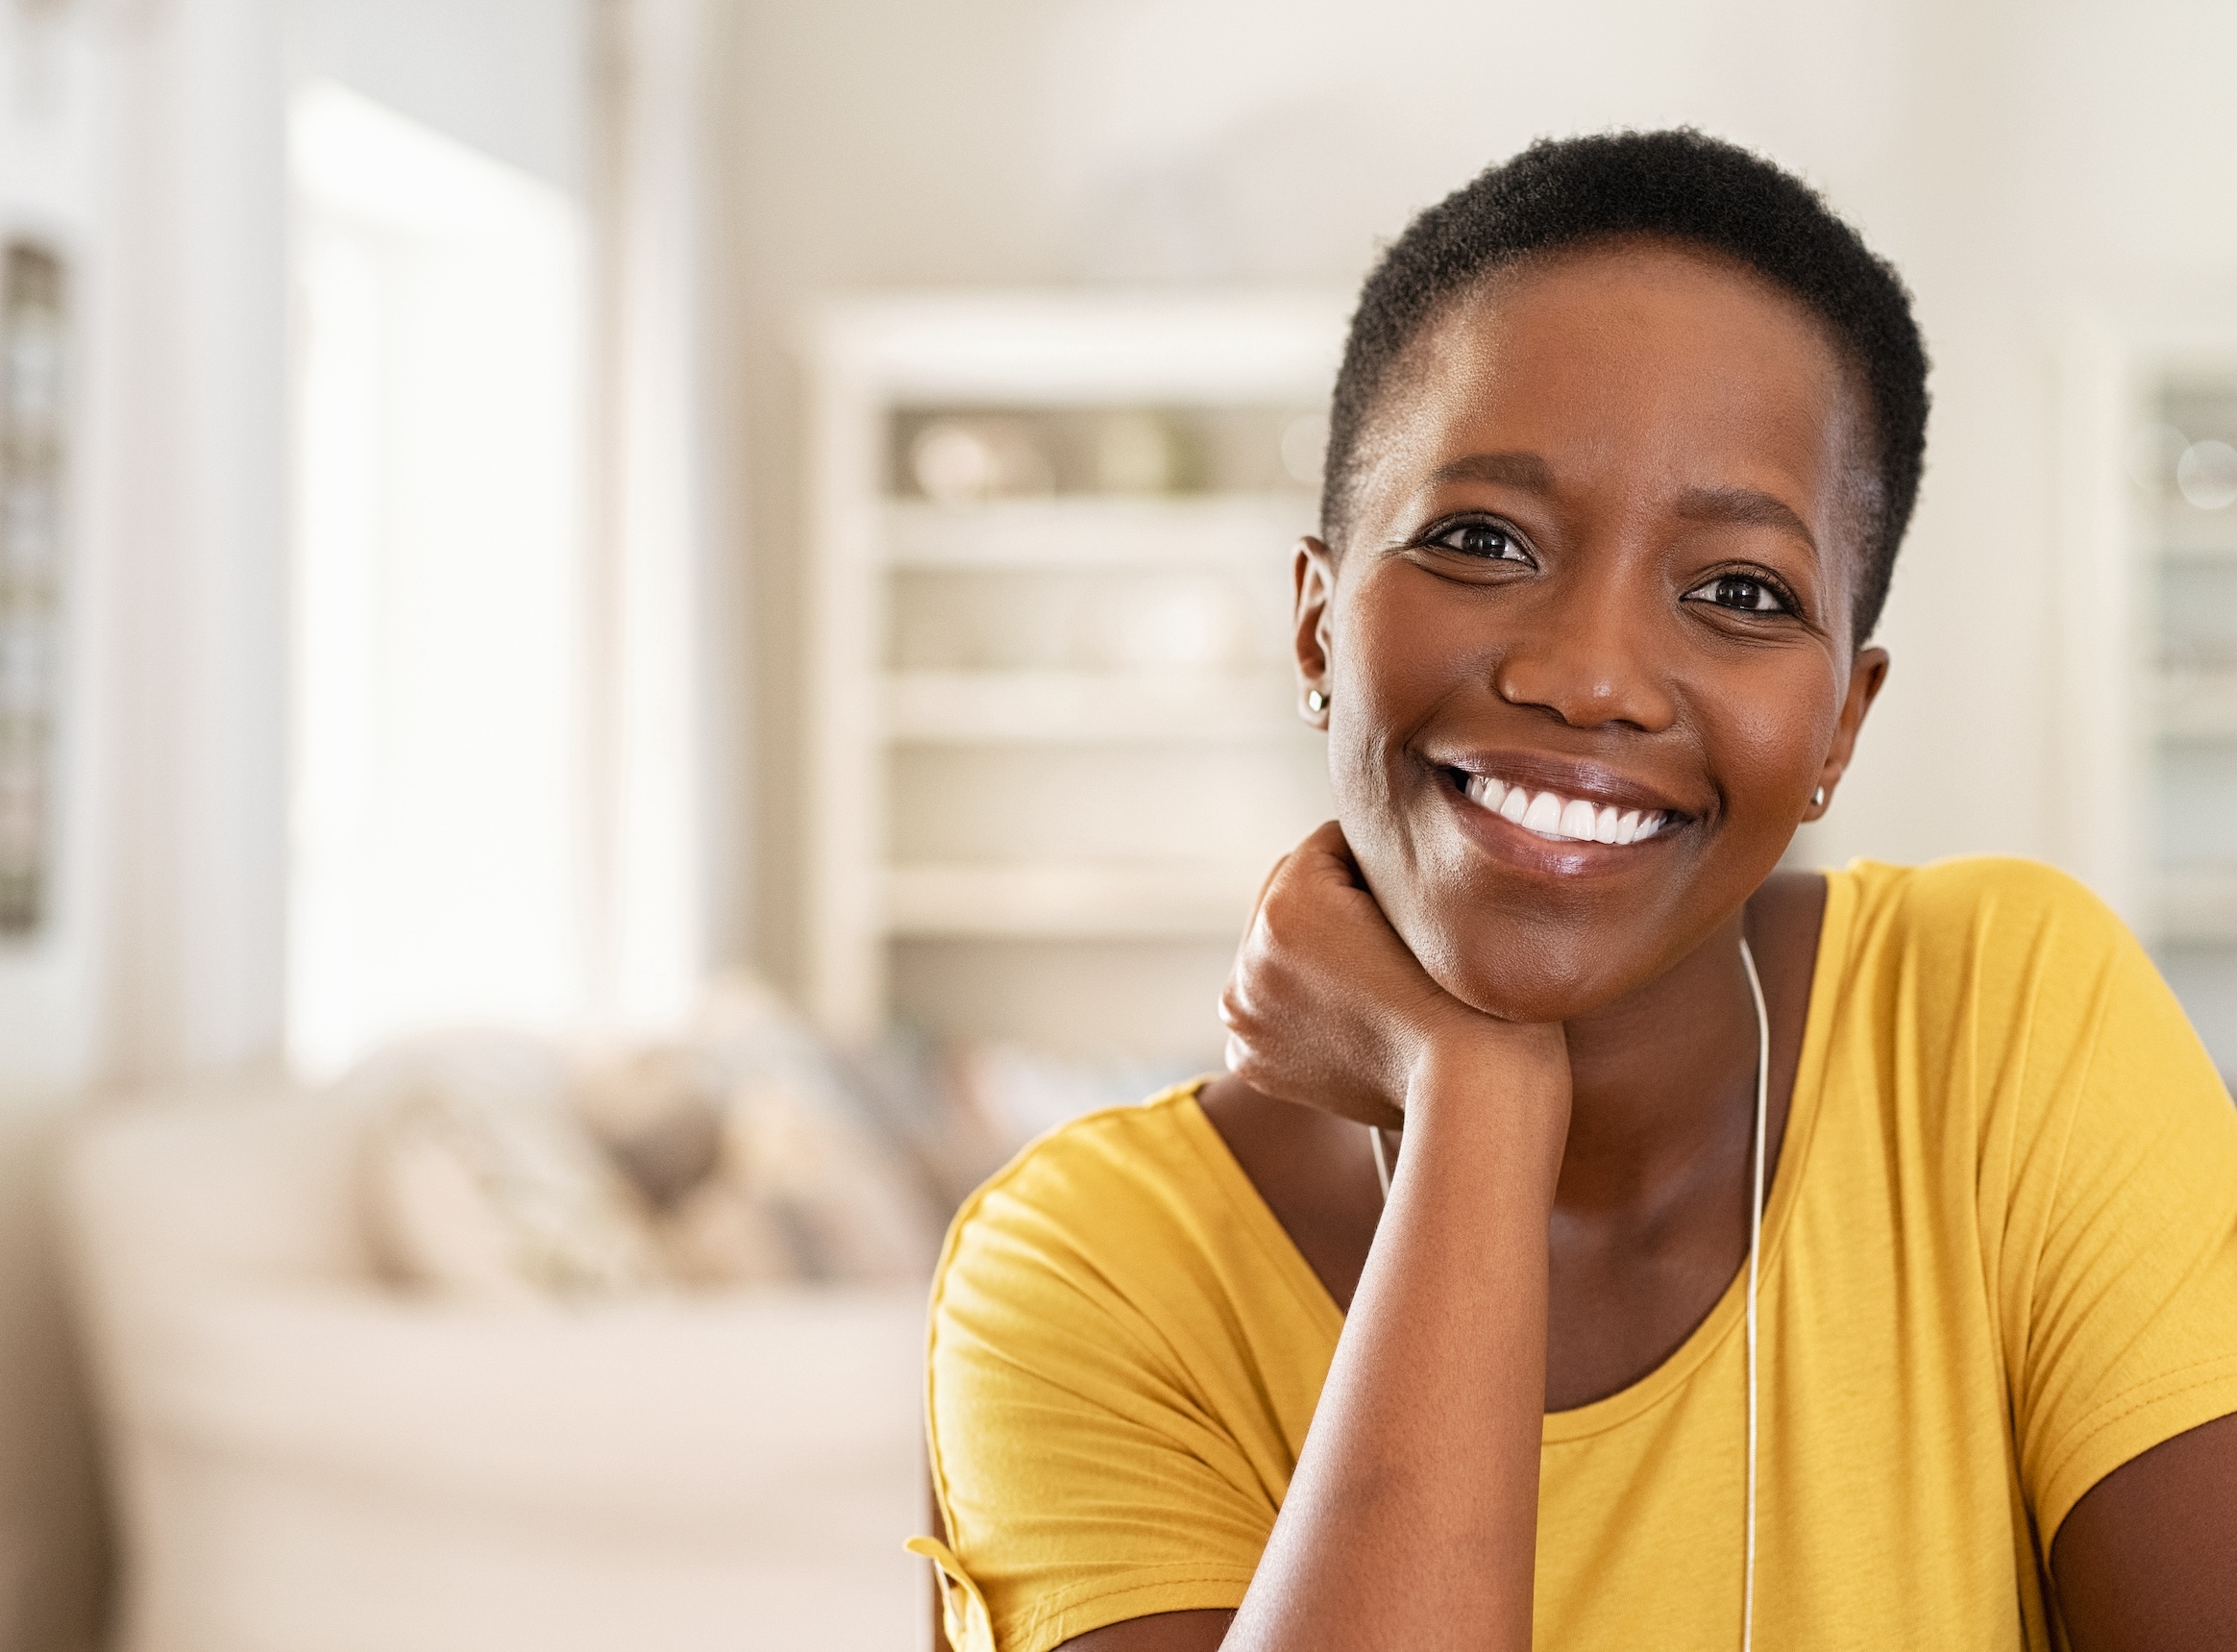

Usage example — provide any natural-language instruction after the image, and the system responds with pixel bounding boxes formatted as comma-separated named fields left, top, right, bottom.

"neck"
left=1553, top=910, right=1760, bottom=1220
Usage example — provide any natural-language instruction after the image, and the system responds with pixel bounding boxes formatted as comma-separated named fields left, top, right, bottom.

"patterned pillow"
left=355, top=1034, right=671, bottom=1301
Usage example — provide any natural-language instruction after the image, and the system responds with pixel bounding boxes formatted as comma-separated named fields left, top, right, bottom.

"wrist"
left=1400, top=1021, right=1571, bottom=1172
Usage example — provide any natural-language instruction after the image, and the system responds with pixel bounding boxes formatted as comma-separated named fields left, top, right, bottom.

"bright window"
left=287, top=81, right=590, bottom=1077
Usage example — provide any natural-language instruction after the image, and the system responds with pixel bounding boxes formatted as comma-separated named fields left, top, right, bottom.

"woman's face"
left=1297, top=238, right=1889, bottom=1023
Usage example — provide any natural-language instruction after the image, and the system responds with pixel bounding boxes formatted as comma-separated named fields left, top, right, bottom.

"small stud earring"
left=1306, top=689, right=1329, bottom=714
left=1812, top=786, right=1827, bottom=808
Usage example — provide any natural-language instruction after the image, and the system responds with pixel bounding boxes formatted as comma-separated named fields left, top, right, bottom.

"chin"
left=1365, top=838, right=1708, bottom=1024
left=1409, top=914, right=1644, bottom=1025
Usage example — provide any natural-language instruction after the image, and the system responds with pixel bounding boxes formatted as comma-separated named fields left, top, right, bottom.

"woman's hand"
left=1219, top=820, right=1562, bottom=1131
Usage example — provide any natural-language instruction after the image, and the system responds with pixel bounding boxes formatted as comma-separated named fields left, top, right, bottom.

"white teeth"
left=1460, top=772, right=1677, bottom=847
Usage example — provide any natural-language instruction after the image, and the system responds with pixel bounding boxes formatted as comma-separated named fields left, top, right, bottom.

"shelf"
left=884, top=860, right=1264, bottom=938
left=2160, top=669, right=2237, bottom=739
left=2157, top=869, right=2237, bottom=944
left=883, top=495, right=1313, bottom=570
left=807, top=293, right=1345, bottom=1037
left=2157, top=515, right=2237, bottom=560
left=2160, top=542, right=2237, bottom=566
left=881, top=670, right=1306, bottom=744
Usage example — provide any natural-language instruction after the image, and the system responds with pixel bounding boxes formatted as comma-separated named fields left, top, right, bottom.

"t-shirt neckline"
left=1181, top=867, right=1857, bottom=1443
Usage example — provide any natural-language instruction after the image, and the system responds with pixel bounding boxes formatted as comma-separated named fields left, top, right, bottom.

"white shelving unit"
left=803, top=293, right=1346, bottom=1050
left=2058, top=319, right=2237, bottom=1076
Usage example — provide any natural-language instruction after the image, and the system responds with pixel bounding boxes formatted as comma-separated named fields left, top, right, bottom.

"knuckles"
left=1216, top=979, right=1250, bottom=1031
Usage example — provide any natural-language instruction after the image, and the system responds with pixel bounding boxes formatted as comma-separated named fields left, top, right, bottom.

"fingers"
left=1293, top=819, right=1358, bottom=881
left=1249, top=825, right=1362, bottom=934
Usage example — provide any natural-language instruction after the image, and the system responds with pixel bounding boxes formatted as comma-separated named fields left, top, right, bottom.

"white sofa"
left=61, top=1085, right=931, bottom=1652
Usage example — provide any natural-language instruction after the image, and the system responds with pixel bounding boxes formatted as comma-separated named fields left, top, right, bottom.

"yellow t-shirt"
left=915, top=858, right=2237, bottom=1651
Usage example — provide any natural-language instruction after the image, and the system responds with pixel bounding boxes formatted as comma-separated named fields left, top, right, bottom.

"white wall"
left=724, top=0, right=2237, bottom=1004
left=290, top=0, right=589, bottom=192
left=99, top=0, right=292, bottom=1091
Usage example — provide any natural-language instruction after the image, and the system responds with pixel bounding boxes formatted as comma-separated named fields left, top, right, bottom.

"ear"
left=1293, top=537, right=1337, bottom=729
left=1806, top=646, right=1889, bottom=820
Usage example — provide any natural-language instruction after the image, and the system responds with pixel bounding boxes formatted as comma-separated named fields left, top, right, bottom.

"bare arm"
left=1060, top=824, right=1568, bottom=1652
left=1224, top=1042, right=1565, bottom=1649
left=2053, top=1410, right=2237, bottom=1650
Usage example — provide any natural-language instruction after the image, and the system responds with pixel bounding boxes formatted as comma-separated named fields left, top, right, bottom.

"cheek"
left=1710, top=660, right=1843, bottom=826
left=1320, top=576, right=1467, bottom=824
left=1319, top=583, right=1518, bottom=997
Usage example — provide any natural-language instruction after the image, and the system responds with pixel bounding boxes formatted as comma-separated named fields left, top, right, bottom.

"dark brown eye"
left=1685, top=574, right=1787, bottom=614
left=1430, top=521, right=1530, bottom=562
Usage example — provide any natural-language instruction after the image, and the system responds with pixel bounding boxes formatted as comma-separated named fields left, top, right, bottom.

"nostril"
left=1496, top=653, right=1673, bottom=734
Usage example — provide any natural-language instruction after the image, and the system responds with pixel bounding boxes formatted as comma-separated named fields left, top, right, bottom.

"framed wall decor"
left=0, top=239, right=66, bottom=937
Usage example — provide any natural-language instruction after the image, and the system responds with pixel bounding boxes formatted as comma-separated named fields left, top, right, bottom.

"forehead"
left=1357, top=240, right=1870, bottom=585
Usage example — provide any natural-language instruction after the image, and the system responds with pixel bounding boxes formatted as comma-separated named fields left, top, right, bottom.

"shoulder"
left=930, top=1078, right=1338, bottom=1395
left=926, top=1084, right=1294, bottom=1648
left=939, top=1082, right=1217, bottom=1271
left=1831, top=855, right=2144, bottom=1016
left=1837, top=853, right=2129, bottom=948
left=1821, top=854, right=2224, bottom=1125
left=1814, top=856, right=2219, bottom=1145
left=931, top=1082, right=1240, bottom=1349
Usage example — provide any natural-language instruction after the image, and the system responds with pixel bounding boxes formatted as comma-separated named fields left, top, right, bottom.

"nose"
left=1491, top=564, right=1676, bottom=733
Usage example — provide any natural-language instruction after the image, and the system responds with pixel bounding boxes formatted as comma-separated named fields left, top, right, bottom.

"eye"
left=1684, top=573, right=1791, bottom=615
left=1425, top=520, right=1533, bottom=563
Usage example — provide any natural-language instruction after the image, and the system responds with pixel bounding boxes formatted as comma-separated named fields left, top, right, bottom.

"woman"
left=911, top=132, right=2237, bottom=1651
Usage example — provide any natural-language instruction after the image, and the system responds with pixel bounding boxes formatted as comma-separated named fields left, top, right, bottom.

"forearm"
left=1224, top=1045, right=1569, bottom=1651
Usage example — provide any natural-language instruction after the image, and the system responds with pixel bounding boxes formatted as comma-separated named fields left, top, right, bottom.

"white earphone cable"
left=1738, top=935, right=1770, bottom=1652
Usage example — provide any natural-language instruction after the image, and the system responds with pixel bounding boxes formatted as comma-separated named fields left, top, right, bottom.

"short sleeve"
left=1996, top=890, right=2237, bottom=1544
left=923, top=1106, right=1311, bottom=1652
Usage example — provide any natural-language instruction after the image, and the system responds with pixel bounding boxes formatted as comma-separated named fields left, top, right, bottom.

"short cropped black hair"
left=1323, top=129, right=1929, bottom=643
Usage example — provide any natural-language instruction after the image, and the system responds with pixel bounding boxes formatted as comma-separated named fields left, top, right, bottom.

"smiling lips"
left=1462, top=773, right=1672, bottom=846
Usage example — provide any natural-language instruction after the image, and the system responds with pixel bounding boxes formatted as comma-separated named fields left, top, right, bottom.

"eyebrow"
left=1425, top=451, right=1557, bottom=492
left=1673, top=485, right=1817, bottom=553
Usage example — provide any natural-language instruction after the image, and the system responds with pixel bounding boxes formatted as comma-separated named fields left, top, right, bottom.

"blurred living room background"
left=5, top=0, right=2237, bottom=1647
